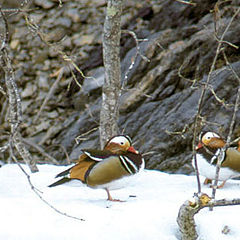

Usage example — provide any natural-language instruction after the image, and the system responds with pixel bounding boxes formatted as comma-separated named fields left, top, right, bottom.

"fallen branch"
left=177, top=193, right=240, bottom=240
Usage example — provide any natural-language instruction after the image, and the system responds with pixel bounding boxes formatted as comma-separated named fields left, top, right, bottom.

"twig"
left=0, top=99, right=8, bottom=124
left=75, top=127, right=99, bottom=144
left=13, top=132, right=39, bottom=172
left=0, top=8, right=9, bottom=51
left=24, top=13, right=95, bottom=104
left=46, top=144, right=71, bottom=164
left=0, top=84, right=6, bottom=95
left=198, top=116, right=222, bottom=127
left=9, top=139, right=85, bottom=221
left=165, top=124, right=189, bottom=139
left=214, top=38, right=239, bottom=49
left=58, top=0, right=63, bottom=7
left=0, top=143, right=9, bottom=152
left=178, top=61, right=198, bottom=87
left=24, top=14, right=94, bottom=82
left=207, top=198, right=240, bottom=208
left=67, top=66, right=82, bottom=92
left=223, top=51, right=240, bottom=84
left=33, top=66, right=64, bottom=123
left=22, top=137, right=59, bottom=165
left=230, top=136, right=240, bottom=145
left=175, top=0, right=197, bottom=6
left=121, top=29, right=149, bottom=90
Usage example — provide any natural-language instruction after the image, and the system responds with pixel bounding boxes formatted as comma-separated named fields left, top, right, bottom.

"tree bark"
left=100, top=0, right=122, bottom=148
left=177, top=201, right=200, bottom=240
left=177, top=193, right=240, bottom=240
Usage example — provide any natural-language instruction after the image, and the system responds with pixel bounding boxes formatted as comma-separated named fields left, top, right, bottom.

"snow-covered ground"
left=1, top=164, right=240, bottom=240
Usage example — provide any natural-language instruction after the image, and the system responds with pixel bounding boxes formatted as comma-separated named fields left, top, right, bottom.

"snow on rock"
left=0, top=164, right=240, bottom=240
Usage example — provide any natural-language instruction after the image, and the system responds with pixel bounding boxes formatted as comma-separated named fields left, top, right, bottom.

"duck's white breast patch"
left=193, top=154, right=240, bottom=181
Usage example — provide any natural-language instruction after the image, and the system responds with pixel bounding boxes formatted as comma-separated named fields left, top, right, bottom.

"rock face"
left=0, top=0, right=239, bottom=174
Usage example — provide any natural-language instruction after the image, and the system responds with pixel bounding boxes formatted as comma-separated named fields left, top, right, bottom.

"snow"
left=1, top=164, right=240, bottom=240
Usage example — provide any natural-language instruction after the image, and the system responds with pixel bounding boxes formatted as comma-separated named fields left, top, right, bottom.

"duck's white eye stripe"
left=204, top=132, right=220, bottom=139
left=110, top=136, right=130, bottom=145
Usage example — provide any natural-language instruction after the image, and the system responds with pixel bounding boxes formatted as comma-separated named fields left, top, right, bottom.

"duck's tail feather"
left=48, top=177, right=71, bottom=187
left=55, top=166, right=73, bottom=178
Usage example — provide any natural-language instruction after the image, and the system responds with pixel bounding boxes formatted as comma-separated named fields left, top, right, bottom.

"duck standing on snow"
left=49, top=135, right=144, bottom=201
left=193, top=131, right=240, bottom=188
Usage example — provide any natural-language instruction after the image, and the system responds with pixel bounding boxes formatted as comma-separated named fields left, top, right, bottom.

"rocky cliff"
left=0, top=0, right=239, bottom=174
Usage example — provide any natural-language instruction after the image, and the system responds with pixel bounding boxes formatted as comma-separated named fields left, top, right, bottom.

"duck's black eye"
left=120, top=142, right=124, bottom=145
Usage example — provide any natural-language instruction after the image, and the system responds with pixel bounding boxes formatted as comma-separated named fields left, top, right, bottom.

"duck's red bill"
left=128, top=146, right=138, bottom=154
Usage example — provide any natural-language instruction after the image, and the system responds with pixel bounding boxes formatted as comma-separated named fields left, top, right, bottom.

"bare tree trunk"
left=100, top=0, right=122, bottom=148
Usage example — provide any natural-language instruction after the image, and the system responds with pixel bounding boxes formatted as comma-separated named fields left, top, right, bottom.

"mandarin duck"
left=193, top=131, right=240, bottom=188
left=49, top=135, right=144, bottom=201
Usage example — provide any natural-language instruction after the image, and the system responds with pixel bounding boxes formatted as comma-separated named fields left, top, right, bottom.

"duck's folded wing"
left=69, top=150, right=115, bottom=182
left=86, top=152, right=144, bottom=187
left=222, top=148, right=240, bottom=172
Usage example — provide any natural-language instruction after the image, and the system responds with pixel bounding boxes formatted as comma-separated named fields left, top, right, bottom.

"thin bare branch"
left=0, top=8, right=9, bottom=50
left=24, top=13, right=95, bottom=102
left=33, top=67, right=64, bottom=123
left=121, top=29, right=149, bottom=90
left=230, top=136, right=240, bottom=145
left=174, top=0, right=197, bottom=6
left=45, top=144, right=71, bottom=164
left=9, top=140, right=84, bottom=222
left=165, top=124, right=189, bottom=139
left=22, top=138, right=59, bottom=165
left=75, top=127, right=99, bottom=144
left=13, top=132, right=39, bottom=172
left=223, top=51, right=240, bottom=84
left=0, top=84, right=6, bottom=95
left=0, top=143, right=9, bottom=152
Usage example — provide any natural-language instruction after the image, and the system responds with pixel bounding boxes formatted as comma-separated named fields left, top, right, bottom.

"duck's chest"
left=194, top=153, right=238, bottom=181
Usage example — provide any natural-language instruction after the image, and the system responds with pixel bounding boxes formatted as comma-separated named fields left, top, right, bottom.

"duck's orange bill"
left=128, top=146, right=138, bottom=154
left=196, top=142, right=203, bottom=150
